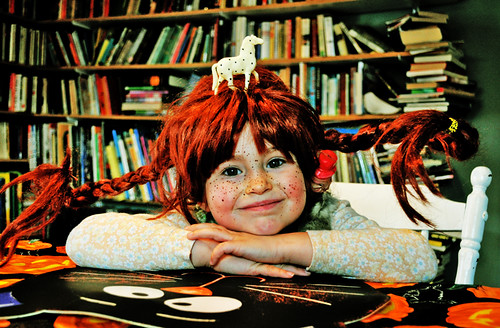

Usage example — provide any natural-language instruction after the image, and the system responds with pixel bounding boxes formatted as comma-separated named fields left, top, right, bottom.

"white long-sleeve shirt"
left=66, top=198, right=437, bottom=283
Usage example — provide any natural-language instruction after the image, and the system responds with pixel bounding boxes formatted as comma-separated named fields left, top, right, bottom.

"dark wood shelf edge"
left=29, top=0, right=462, bottom=27
left=0, top=52, right=411, bottom=74
left=0, top=111, right=162, bottom=122
left=1, top=110, right=397, bottom=123
left=320, top=114, right=398, bottom=122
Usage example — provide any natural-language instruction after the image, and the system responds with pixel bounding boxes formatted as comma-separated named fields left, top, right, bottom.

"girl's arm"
left=66, top=212, right=308, bottom=277
left=307, top=228, right=438, bottom=282
left=307, top=198, right=438, bottom=282
left=65, top=212, right=195, bottom=271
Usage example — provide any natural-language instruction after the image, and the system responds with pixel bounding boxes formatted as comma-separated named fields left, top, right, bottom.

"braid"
left=0, top=149, right=162, bottom=265
left=69, top=165, right=161, bottom=207
left=324, top=110, right=479, bottom=226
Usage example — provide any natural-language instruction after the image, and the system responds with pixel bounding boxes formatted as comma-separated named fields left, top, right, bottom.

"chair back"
left=331, top=166, right=492, bottom=285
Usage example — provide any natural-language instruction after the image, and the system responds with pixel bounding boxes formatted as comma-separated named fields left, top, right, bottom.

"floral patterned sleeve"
left=65, top=212, right=195, bottom=271
left=306, top=199, right=438, bottom=283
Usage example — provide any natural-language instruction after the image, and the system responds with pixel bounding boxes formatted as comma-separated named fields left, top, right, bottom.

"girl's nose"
left=245, top=173, right=272, bottom=194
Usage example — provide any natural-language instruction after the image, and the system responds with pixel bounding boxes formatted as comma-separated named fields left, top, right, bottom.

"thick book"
left=323, top=15, right=336, bottom=57
left=338, top=21, right=363, bottom=54
left=414, top=71, right=468, bottom=84
left=409, top=61, right=466, bottom=72
left=413, top=52, right=466, bottom=70
left=406, top=67, right=466, bottom=78
left=399, top=25, right=443, bottom=46
left=406, top=80, right=476, bottom=91
left=348, top=26, right=392, bottom=53
left=333, top=23, right=348, bottom=56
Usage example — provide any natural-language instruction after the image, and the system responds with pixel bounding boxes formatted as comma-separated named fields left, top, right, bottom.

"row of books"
left=428, top=231, right=459, bottom=281
left=386, top=10, right=475, bottom=115
left=55, top=0, right=223, bottom=19
left=1, top=22, right=48, bottom=66
left=46, top=23, right=217, bottom=67
left=4, top=70, right=200, bottom=116
left=327, top=136, right=453, bottom=185
left=2, top=18, right=394, bottom=69
left=1, top=0, right=315, bottom=20
left=227, top=16, right=393, bottom=60
left=0, top=0, right=217, bottom=20
left=275, top=62, right=366, bottom=117
left=0, top=171, right=24, bottom=232
left=24, top=122, right=175, bottom=202
left=332, top=149, right=382, bottom=184
left=6, top=72, right=118, bottom=116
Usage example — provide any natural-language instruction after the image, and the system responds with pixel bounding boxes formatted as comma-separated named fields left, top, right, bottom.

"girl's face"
left=203, top=124, right=307, bottom=235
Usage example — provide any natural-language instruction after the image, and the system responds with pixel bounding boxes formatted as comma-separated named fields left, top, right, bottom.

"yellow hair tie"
left=447, top=117, right=459, bottom=134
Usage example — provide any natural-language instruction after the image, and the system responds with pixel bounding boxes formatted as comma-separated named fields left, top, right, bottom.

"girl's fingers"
left=185, top=223, right=220, bottom=231
left=186, top=228, right=233, bottom=242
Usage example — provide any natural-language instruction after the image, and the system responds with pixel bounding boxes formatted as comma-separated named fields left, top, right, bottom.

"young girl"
left=0, top=67, right=479, bottom=283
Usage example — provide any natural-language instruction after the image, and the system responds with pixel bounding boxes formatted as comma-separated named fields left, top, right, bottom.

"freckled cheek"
left=206, top=181, right=241, bottom=209
left=281, top=172, right=307, bottom=202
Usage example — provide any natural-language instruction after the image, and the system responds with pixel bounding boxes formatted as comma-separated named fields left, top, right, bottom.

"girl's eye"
left=267, top=158, right=286, bottom=169
left=222, top=167, right=242, bottom=176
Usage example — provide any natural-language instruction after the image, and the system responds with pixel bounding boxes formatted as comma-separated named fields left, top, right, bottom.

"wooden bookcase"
left=0, top=0, right=462, bottom=204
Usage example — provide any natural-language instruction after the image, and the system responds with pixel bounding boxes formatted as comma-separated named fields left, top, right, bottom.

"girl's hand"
left=186, top=223, right=312, bottom=273
left=190, top=237, right=307, bottom=278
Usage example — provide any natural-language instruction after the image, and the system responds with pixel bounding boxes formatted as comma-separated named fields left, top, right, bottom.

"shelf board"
left=0, top=111, right=161, bottom=122
left=0, top=159, right=29, bottom=164
left=36, top=0, right=461, bottom=27
left=1, top=111, right=397, bottom=123
left=259, top=52, right=410, bottom=67
left=0, top=159, right=30, bottom=172
left=3, top=52, right=409, bottom=74
left=320, top=114, right=398, bottom=122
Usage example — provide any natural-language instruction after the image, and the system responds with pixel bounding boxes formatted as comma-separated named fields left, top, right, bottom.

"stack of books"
left=121, top=87, right=170, bottom=115
left=386, top=9, right=476, bottom=115
left=376, top=144, right=454, bottom=184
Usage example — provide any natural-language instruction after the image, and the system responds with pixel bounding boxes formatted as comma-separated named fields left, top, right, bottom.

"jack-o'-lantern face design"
left=0, top=268, right=390, bottom=327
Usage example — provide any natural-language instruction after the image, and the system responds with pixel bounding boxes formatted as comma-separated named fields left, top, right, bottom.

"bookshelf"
left=1, top=0, right=464, bottom=206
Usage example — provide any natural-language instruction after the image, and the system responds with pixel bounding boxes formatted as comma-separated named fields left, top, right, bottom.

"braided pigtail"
left=0, top=152, right=74, bottom=265
left=324, top=110, right=479, bottom=226
left=0, top=148, right=162, bottom=265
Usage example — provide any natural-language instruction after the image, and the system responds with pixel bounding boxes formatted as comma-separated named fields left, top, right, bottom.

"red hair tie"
left=312, top=150, right=338, bottom=193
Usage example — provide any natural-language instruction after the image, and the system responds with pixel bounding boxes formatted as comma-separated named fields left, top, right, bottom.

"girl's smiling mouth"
left=239, top=199, right=283, bottom=211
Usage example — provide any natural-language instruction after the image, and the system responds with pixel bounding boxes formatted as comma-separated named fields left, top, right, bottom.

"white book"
left=324, top=16, right=336, bottom=57
left=321, top=73, right=328, bottom=115
left=316, top=14, right=326, bottom=57
left=260, top=21, right=271, bottom=59
left=31, top=76, right=38, bottom=114
left=301, top=18, right=311, bottom=58
left=327, top=74, right=339, bottom=116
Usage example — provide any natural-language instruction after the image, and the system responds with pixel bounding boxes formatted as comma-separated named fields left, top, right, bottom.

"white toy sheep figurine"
left=212, top=35, right=264, bottom=95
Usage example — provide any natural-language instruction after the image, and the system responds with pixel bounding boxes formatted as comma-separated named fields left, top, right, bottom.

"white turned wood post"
left=455, top=166, right=492, bottom=285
